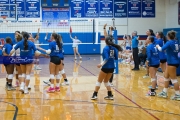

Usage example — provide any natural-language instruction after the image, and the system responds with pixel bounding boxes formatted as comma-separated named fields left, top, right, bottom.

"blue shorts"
left=126, top=46, right=131, bottom=50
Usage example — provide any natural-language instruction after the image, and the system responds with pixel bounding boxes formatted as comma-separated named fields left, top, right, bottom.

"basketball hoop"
left=1, top=16, right=7, bottom=23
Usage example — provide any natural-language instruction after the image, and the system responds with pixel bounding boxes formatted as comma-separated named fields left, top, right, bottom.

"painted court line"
left=77, top=61, right=160, bottom=120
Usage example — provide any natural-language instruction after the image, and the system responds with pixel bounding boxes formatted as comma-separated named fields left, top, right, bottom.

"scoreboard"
left=41, top=0, right=70, bottom=7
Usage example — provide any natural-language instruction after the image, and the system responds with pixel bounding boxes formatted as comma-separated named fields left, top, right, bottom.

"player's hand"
left=104, top=23, right=107, bottom=28
left=97, top=64, right=102, bottom=68
left=156, top=45, right=159, bottom=48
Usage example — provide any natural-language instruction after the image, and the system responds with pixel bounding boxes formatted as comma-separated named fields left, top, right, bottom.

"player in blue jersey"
left=42, top=34, right=70, bottom=86
left=91, top=35, right=123, bottom=100
left=39, top=33, right=63, bottom=92
left=146, top=36, right=160, bottom=96
left=2, top=37, right=15, bottom=91
left=156, top=30, right=180, bottom=101
left=10, top=32, right=42, bottom=94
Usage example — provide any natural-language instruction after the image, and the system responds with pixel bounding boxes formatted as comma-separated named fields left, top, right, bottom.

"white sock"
left=56, top=83, right=60, bottom=87
left=163, top=88, right=168, bottom=93
left=50, top=84, right=54, bottom=88
left=25, top=86, right=28, bottom=90
left=21, top=82, right=25, bottom=86
left=175, top=91, right=180, bottom=95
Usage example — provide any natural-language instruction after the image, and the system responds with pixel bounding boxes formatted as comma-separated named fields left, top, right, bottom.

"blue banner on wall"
left=25, top=0, right=40, bottom=18
left=128, top=0, right=141, bottom=17
left=71, top=0, right=84, bottom=18
left=99, top=0, right=113, bottom=17
left=10, top=0, right=25, bottom=18
left=85, top=0, right=99, bottom=17
left=42, top=8, right=70, bottom=28
left=142, top=0, right=155, bottom=17
left=114, top=0, right=127, bottom=18
left=0, top=0, right=10, bottom=17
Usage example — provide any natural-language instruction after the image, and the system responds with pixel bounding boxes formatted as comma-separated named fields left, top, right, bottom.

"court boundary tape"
left=0, top=101, right=18, bottom=120
left=75, top=61, right=160, bottom=120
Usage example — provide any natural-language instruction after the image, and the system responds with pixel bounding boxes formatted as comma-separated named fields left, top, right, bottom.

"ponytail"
left=157, top=32, right=167, bottom=44
left=105, top=36, right=123, bottom=51
left=23, top=32, right=29, bottom=50
left=52, top=33, right=62, bottom=50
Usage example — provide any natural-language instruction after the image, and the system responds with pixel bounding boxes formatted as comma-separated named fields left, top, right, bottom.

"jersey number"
left=110, top=50, right=114, bottom=58
left=56, top=45, right=59, bottom=50
left=175, top=44, right=179, bottom=51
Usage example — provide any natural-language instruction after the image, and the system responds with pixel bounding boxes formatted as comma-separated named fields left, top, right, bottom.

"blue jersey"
left=146, top=43, right=160, bottom=65
left=3, top=43, right=12, bottom=55
left=132, top=36, right=138, bottom=48
left=49, top=41, right=63, bottom=58
left=155, top=38, right=167, bottom=60
left=102, top=46, right=118, bottom=69
left=162, top=40, right=179, bottom=64
left=14, top=40, right=36, bottom=57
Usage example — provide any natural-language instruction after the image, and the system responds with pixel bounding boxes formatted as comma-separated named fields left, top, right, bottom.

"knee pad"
left=171, top=79, right=178, bottom=84
left=26, top=75, right=30, bottom=80
left=22, top=74, right=26, bottom=78
left=18, top=75, right=22, bottom=78
left=96, top=82, right=101, bottom=86
left=60, top=69, right=65, bottom=74
left=164, top=78, right=170, bottom=81
left=50, top=74, right=55, bottom=79
left=151, top=78, right=156, bottom=82
left=56, top=74, right=61, bottom=79
left=8, top=74, right=13, bottom=79
left=104, top=82, right=110, bottom=87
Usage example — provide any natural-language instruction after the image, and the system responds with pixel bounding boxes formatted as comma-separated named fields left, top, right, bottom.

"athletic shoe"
left=104, top=95, right=114, bottom=100
left=20, top=85, right=24, bottom=92
left=143, top=74, right=149, bottom=78
left=7, top=85, right=16, bottom=91
left=47, top=87, right=55, bottom=93
left=74, top=57, right=77, bottom=60
left=146, top=91, right=156, bottom=96
left=55, top=87, right=60, bottom=92
left=170, top=94, right=180, bottom=101
left=148, top=85, right=158, bottom=89
left=5, top=83, right=8, bottom=89
left=34, top=66, right=37, bottom=70
left=15, top=81, right=20, bottom=87
left=157, top=91, right=168, bottom=98
left=24, top=89, right=29, bottom=94
left=28, top=85, right=31, bottom=90
left=91, top=95, right=97, bottom=100
left=61, top=81, right=70, bottom=86
left=43, top=79, right=51, bottom=86
left=36, top=66, right=42, bottom=70
left=79, top=56, right=82, bottom=59
left=109, top=83, right=113, bottom=87
left=131, top=68, right=139, bottom=71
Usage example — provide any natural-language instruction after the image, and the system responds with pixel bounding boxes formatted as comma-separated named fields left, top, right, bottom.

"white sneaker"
left=34, top=66, right=37, bottom=70
left=79, top=56, right=82, bottom=59
left=24, top=89, right=29, bottom=94
left=74, top=57, right=77, bottom=60
left=20, top=85, right=24, bottom=92
left=36, top=66, right=42, bottom=70
left=43, top=79, right=51, bottom=86
left=109, top=83, right=113, bottom=87
left=61, top=81, right=70, bottom=86
left=143, top=74, right=149, bottom=78
left=28, top=85, right=31, bottom=90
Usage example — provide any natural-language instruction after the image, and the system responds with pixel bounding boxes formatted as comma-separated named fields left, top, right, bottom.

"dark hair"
left=167, top=30, right=176, bottom=40
left=157, top=32, right=167, bottom=43
left=148, top=36, right=155, bottom=43
left=58, top=34, right=63, bottom=43
left=23, top=32, right=29, bottom=50
left=6, top=37, right=12, bottom=44
left=52, top=33, right=62, bottom=50
left=16, top=34, right=22, bottom=42
left=15, top=31, right=20, bottom=34
left=105, top=35, right=123, bottom=51
left=149, top=29, right=155, bottom=36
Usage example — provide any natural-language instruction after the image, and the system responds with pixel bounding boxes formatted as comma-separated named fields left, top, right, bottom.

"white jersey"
left=12, top=44, right=20, bottom=56
left=72, top=38, right=81, bottom=48
left=125, top=40, right=131, bottom=47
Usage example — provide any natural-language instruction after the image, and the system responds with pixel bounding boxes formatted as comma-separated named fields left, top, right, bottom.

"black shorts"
left=160, top=59, right=167, bottom=63
left=101, top=68, right=114, bottom=73
left=168, top=64, right=179, bottom=68
left=50, top=56, right=61, bottom=65
left=16, top=64, right=20, bottom=66
left=148, top=64, right=160, bottom=68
